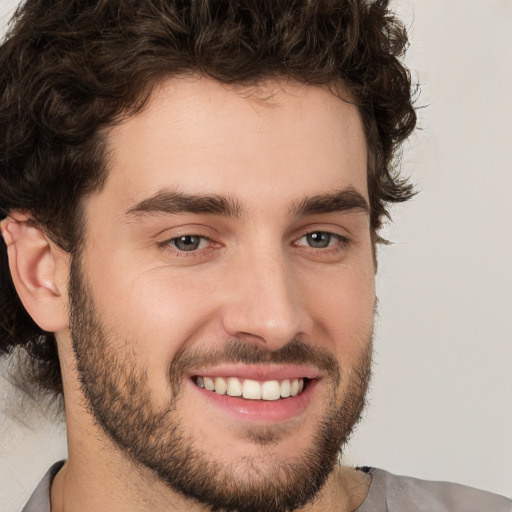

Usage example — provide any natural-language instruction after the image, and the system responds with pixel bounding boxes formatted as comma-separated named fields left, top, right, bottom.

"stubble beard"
left=68, top=256, right=373, bottom=512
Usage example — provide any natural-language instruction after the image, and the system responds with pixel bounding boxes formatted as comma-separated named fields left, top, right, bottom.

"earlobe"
left=1, top=214, right=69, bottom=333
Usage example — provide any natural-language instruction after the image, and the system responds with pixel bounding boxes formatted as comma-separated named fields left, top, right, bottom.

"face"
left=67, top=77, right=376, bottom=512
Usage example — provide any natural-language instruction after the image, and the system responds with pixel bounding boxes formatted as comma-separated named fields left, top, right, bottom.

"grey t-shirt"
left=22, top=462, right=511, bottom=512
left=355, top=467, right=511, bottom=511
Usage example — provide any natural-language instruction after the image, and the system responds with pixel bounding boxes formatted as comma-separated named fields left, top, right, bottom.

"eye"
left=169, top=235, right=210, bottom=252
left=298, top=231, right=342, bottom=249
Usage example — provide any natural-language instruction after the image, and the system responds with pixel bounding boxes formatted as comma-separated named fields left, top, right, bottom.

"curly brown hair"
left=0, top=0, right=416, bottom=398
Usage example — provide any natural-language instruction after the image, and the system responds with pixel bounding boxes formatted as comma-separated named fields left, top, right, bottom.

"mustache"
left=168, top=339, right=341, bottom=393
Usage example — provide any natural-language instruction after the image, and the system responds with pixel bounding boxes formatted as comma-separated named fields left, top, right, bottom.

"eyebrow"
left=126, top=191, right=243, bottom=218
left=292, top=188, right=369, bottom=217
left=125, top=187, right=369, bottom=220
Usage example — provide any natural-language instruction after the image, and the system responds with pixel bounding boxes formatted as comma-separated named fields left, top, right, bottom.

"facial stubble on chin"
left=68, top=255, right=373, bottom=512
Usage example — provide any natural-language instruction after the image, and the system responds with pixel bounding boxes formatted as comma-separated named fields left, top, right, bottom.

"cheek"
left=302, top=263, right=375, bottom=357
left=84, top=252, right=226, bottom=394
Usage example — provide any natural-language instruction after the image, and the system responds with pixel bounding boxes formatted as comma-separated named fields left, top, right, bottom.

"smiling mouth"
left=193, top=376, right=309, bottom=401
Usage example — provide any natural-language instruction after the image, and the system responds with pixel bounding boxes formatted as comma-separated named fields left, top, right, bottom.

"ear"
left=1, top=213, right=69, bottom=333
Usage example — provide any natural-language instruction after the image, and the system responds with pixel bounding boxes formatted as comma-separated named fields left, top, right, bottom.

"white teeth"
left=203, top=377, right=215, bottom=391
left=280, top=379, right=291, bottom=398
left=214, top=377, right=227, bottom=395
left=226, top=377, right=243, bottom=397
left=290, top=378, right=299, bottom=396
left=261, top=380, right=281, bottom=401
left=243, top=379, right=262, bottom=399
left=196, top=376, right=306, bottom=400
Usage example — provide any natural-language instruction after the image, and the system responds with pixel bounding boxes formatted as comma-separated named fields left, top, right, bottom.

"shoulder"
left=357, top=467, right=512, bottom=512
left=22, top=461, right=65, bottom=512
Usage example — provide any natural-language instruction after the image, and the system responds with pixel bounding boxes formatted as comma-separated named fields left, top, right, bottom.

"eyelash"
left=157, top=235, right=218, bottom=257
left=293, top=231, right=349, bottom=254
left=158, top=230, right=349, bottom=258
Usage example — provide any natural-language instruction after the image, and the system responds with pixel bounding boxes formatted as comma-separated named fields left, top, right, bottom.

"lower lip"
left=189, top=379, right=318, bottom=423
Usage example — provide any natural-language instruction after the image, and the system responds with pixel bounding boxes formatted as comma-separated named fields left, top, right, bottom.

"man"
left=0, top=1, right=510, bottom=511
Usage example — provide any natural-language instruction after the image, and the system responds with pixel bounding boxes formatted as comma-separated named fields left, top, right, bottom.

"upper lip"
left=187, top=364, right=319, bottom=381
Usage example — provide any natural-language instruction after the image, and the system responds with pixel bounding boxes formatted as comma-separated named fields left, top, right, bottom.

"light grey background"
left=1, top=1, right=511, bottom=511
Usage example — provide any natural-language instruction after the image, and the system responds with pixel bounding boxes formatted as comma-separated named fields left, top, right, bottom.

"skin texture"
left=2, top=77, right=376, bottom=511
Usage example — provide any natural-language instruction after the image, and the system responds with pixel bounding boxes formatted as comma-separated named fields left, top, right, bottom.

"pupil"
left=307, top=232, right=330, bottom=248
left=175, top=236, right=200, bottom=251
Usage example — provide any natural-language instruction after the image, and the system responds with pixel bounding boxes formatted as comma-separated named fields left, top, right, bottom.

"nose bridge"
left=222, top=241, right=309, bottom=349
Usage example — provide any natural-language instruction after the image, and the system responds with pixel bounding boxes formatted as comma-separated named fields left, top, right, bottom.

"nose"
left=221, top=249, right=312, bottom=351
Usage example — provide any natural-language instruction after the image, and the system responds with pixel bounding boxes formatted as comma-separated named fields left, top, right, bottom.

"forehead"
left=99, top=76, right=368, bottom=215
